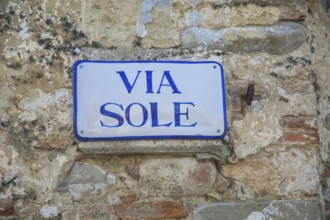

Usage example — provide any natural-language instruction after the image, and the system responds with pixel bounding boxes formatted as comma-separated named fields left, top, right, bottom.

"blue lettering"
left=146, top=71, right=154, bottom=94
left=174, top=102, right=197, bottom=127
left=100, top=103, right=124, bottom=127
left=100, top=102, right=197, bottom=128
left=116, top=70, right=141, bottom=94
left=125, top=103, right=148, bottom=127
left=150, top=102, right=172, bottom=127
left=157, top=71, right=181, bottom=94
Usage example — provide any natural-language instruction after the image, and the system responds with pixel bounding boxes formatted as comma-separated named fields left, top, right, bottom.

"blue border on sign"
left=73, top=60, right=227, bottom=141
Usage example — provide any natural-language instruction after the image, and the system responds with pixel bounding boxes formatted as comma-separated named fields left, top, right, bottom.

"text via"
left=99, top=70, right=197, bottom=128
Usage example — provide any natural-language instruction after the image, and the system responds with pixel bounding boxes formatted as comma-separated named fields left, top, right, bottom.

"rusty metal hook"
left=245, top=83, right=255, bottom=106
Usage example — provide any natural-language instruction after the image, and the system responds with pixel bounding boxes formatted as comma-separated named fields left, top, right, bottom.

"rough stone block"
left=0, top=149, right=19, bottom=210
left=116, top=201, right=187, bottom=220
left=78, top=139, right=230, bottom=162
left=197, top=4, right=280, bottom=28
left=281, top=116, right=318, bottom=131
left=278, top=116, right=320, bottom=146
left=277, top=79, right=313, bottom=95
left=325, top=203, right=330, bottom=220
left=280, top=133, right=320, bottom=146
left=280, top=10, right=306, bottom=22
left=57, top=162, right=116, bottom=202
left=0, top=207, right=15, bottom=217
left=136, top=0, right=299, bottom=47
left=120, top=195, right=138, bottom=204
left=79, top=0, right=140, bottom=48
left=180, top=22, right=307, bottom=54
left=57, top=162, right=108, bottom=189
left=39, top=206, right=59, bottom=219
left=0, top=198, right=13, bottom=213
left=139, top=157, right=217, bottom=197
left=231, top=101, right=283, bottom=159
left=15, top=88, right=72, bottom=149
left=67, top=183, right=107, bottom=202
left=62, top=205, right=117, bottom=220
left=231, top=84, right=318, bottom=159
left=142, top=7, right=180, bottom=48
left=222, top=148, right=319, bottom=197
left=193, top=200, right=322, bottom=220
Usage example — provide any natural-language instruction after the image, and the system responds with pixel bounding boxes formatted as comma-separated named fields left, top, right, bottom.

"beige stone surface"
left=79, top=0, right=140, bottom=48
left=222, top=51, right=317, bottom=158
left=0, top=148, right=20, bottom=202
left=15, top=88, right=73, bottom=149
left=139, top=157, right=217, bottom=197
left=222, top=148, right=319, bottom=197
left=194, top=200, right=322, bottom=220
left=197, top=4, right=280, bottom=28
left=142, top=7, right=181, bottom=48
left=231, top=99, right=283, bottom=159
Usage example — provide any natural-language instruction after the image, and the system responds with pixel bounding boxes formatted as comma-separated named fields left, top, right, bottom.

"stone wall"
left=0, top=0, right=329, bottom=219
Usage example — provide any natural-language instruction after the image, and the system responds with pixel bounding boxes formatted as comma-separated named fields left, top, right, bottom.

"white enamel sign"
left=73, top=61, right=227, bottom=140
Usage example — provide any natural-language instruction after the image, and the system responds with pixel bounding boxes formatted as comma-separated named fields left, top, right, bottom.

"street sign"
left=73, top=61, right=227, bottom=140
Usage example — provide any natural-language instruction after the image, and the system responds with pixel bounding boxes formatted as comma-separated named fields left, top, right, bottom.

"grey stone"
left=193, top=201, right=323, bottom=220
left=57, top=162, right=107, bottom=190
left=68, top=183, right=107, bottom=202
left=180, top=22, right=307, bottom=55
left=324, top=114, right=330, bottom=130
left=106, top=174, right=117, bottom=186
left=39, top=206, right=59, bottom=219
left=79, top=139, right=230, bottom=163
left=56, top=162, right=112, bottom=201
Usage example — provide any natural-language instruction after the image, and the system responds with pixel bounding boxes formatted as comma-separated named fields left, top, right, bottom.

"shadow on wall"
left=321, top=0, right=330, bottom=11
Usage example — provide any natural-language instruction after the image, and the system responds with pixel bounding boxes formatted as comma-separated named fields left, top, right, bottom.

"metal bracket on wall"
left=244, top=83, right=255, bottom=106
